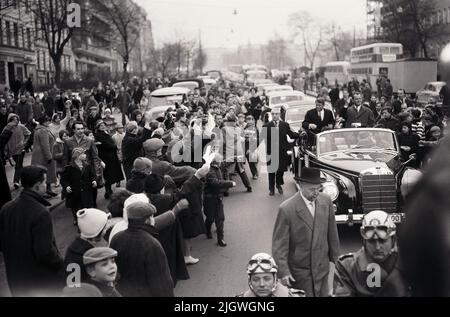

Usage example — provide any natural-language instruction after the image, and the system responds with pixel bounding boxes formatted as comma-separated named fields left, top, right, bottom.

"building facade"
left=0, top=0, right=36, bottom=91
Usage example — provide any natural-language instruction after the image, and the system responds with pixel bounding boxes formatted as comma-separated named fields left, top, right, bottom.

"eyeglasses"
left=248, top=258, right=277, bottom=273
left=361, top=226, right=391, bottom=240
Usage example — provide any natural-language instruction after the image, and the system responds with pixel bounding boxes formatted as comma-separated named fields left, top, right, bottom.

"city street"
left=0, top=160, right=361, bottom=297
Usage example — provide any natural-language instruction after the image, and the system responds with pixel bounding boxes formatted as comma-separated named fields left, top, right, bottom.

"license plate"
left=390, top=214, right=403, bottom=223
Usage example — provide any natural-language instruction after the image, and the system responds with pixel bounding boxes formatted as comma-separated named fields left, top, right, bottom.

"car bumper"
left=335, top=210, right=405, bottom=226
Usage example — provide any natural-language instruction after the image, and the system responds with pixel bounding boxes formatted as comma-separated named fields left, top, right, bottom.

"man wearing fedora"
left=272, top=167, right=340, bottom=297
left=262, top=107, right=300, bottom=196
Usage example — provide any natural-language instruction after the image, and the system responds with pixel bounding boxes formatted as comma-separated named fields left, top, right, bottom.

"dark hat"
left=144, top=174, right=167, bottom=194
left=95, top=120, right=105, bottom=130
left=126, top=201, right=157, bottom=220
left=83, top=247, right=117, bottom=266
left=298, top=168, right=326, bottom=184
left=143, top=138, right=165, bottom=152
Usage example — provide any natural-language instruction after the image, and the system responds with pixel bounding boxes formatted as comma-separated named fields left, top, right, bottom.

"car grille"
left=361, top=174, right=397, bottom=213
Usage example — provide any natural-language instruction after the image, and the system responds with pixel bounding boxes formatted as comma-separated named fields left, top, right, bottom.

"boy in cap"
left=83, top=247, right=121, bottom=297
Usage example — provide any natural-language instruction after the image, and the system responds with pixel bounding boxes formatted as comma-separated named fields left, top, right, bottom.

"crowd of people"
left=0, top=70, right=447, bottom=297
left=301, top=77, right=447, bottom=168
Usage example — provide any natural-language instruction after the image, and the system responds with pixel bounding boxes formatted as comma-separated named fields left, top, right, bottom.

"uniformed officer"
left=333, top=210, right=411, bottom=297
left=237, top=253, right=305, bottom=297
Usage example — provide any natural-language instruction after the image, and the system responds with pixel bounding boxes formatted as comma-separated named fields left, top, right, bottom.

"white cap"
left=123, top=194, right=149, bottom=221
left=77, top=209, right=111, bottom=239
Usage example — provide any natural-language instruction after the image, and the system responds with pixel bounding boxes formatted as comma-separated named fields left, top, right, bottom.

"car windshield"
left=285, top=107, right=310, bottom=123
left=317, top=130, right=397, bottom=155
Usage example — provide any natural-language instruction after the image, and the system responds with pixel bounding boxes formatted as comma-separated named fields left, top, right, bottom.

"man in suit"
left=302, top=97, right=335, bottom=134
left=272, top=167, right=340, bottom=297
left=262, top=107, right=299, bottom=196
left=345, top=92, right=375, bottom=128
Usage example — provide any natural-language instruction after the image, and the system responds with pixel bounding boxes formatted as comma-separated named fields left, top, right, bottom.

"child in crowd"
left=83, top=247, right=121, bottom=297
left=61, top=147, right=97, bottom=224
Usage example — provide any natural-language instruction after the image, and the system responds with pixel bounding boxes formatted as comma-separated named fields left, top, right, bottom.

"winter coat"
left=110, top=221, right=174, bottom=297
left=0, top=190, right=63, bottom=296
left=397, top=132, right=420, bottom=161
left=0, top=129, right=13, bottom=211
left=52, top=139, right=65, bottom=173
left=148, top=193, right=190, bottom=284
left=5, top=123, right=31, bottom=157
left=42, top=96, right=55, bottom=117
left=145, top=153, right=196, bottom=187
left=204, top=163, right=234, bottom=197
left=178, top=175, right=205, bottom=239
left=87, top=279, right=122, bottom=297
left=15, top=101, right=33, bottom=124
left=61, top=162, right=96, bottom=210
left=32, top=124, right=57, bottom=183
left=125, top=170, right=147, bottom=193
left=122, top=128, right=153, bottom=180
left=63, top=135, right=103, bottom=183
left=64, top=237, right=95, bottom=283
left=95, top=131, right=124, bottom=185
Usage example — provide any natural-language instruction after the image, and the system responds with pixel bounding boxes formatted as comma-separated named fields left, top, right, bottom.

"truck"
left=386, top=58, right=438, bottom=97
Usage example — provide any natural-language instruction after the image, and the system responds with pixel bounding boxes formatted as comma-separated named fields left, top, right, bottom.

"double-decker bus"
left=349, top=43, right=403, bottom=89
left=324, top=61, right=351, bottom=86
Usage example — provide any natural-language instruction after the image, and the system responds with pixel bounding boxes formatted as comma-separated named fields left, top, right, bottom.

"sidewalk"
left=5, top=152, right=65, bottom=211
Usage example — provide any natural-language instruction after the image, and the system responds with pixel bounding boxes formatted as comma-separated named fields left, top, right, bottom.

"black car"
left=291, top=128, right=422, bottom=225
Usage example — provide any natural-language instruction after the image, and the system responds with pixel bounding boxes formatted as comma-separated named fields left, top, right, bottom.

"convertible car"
left=290, top=128, right=422, bottom=225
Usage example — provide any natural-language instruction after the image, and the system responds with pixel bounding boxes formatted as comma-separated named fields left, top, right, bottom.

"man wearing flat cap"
left=302, top=98, right=335, bottom=135
left=110, top=201, right=174, bottom=297
left=272, top=167, right=340, bottom=297
left=144, top=138, right=196, bottom=187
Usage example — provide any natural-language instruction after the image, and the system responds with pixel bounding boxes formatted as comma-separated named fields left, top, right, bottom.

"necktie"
left=319, top=111, right=323, bottom=121
left=309, top=201, right=315, bottom=218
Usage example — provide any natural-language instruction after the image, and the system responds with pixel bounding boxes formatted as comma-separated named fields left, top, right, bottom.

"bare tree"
left=92, top=0, right=143, bottom=81
left=289, top=10, right=324, bottom=69
left=151, top=43, right=178, bottom=78
left=264, top=35, right=293, bottom=69
left=325, top=23, right=353, bottom=61
left=193, top=39, right=207, bottom=75
left=32, top=0, right=76, bottom=86
left=381, top=0, right=449, bottom=57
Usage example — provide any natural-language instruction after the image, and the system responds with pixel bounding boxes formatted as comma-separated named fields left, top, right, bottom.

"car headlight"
left=322, top=182, right=339, bottom=202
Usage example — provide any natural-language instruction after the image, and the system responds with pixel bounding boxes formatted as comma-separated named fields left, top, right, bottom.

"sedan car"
left=416, top=81, right=446, bottom=105
left=291, top=128, right=422, bottom=225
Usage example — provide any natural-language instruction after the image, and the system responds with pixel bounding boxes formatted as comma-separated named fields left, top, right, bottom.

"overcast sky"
left=134, top=0, right=367, bottom=48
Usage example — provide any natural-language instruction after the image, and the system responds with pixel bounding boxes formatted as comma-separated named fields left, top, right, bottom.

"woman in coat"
left=94, top=120, right=124, bottom=199
left=31, top=115, right=58, bottom=198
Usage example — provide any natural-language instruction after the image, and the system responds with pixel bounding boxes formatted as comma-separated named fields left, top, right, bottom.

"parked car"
left=264, top=85, right=294, bottom=95
left=170, top=78, right=206, bottom=95
left=291, top=128, right=422, bottom=225
left=416, top=81, right=446, bottom=105
left=150, top=87, right=190, bottom=108
left=266, top=90, right=306, bottom=108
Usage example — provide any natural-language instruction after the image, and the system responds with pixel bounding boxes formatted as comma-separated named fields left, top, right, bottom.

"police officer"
left=333, top=210, right=411, bottom=297
left=237, top=253, right=305, bottom=297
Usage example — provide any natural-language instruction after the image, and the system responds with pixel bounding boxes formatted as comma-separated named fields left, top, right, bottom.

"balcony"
left=72, top=43, right=114, bottom=61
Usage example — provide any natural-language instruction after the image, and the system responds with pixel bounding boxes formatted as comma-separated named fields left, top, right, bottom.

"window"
left=0, top=61, right=6, bottom=84
left=22, top=26, right=25, bottom=48
left=5, top=21, right=11, bottom=46
left=26, top=28, right=31, bottom=49
left=13, top=23, right=18, bottom=47
left=0, top=19, right=3, bottom=45
left=37, top=51, right=40, bottom=69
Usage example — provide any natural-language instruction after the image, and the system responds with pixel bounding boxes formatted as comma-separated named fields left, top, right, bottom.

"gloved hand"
left=173, top=199, right=190, bottom=217
left=195, top=164, right=210, bottom=179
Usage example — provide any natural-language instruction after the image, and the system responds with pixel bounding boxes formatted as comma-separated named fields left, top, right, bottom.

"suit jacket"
left=262, top=120, right=299, bottom=173
left=345, top=105, right=375, bottom=128
left=302, top=109, right=335, bottom=134
left=272, top=192, right=340, bottom=297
